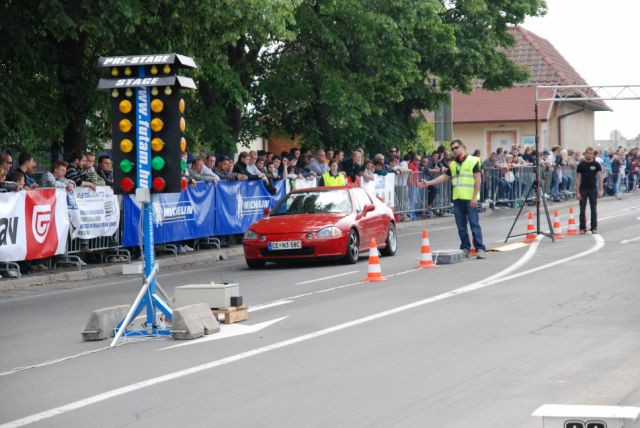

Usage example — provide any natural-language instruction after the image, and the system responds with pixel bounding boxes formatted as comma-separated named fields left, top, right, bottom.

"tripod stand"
left=505, top=176, right=555, bottom=243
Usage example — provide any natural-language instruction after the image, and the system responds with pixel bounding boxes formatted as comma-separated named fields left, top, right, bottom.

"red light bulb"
left=181, top=177, right=188, bottom=191
left=120, top=177, right=134, bottom=193
left=152, top=177, right=166, bottom=192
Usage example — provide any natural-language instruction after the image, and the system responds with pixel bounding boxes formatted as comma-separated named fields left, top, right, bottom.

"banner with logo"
left=360, top=174, right=396, bottom=207
left=289, top=177, right=319, bottom=191
left=121, top=182, right=217, bottom=246
left=215, top=179, right=286, bottom=235
left=0, top=189, right=69, bottom=261
left=67, top=186, right=120, bottom=239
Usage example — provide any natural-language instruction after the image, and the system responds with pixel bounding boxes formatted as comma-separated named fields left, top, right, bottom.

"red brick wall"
left=268, top=135, right=301, bottom=155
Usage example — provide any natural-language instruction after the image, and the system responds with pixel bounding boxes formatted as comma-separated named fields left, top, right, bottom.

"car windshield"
left=270, top=190, right=352, bottom=215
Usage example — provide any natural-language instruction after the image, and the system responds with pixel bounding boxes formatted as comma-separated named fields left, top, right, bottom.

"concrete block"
left=175, top=282, right=240, bottom=309
left=172, top=303, right=220, bottom=340
left=432, top=249, right=464, bottom=264
left=82, top=305, right=130, bottom=341
left=122, top=262, right=143, bottom=275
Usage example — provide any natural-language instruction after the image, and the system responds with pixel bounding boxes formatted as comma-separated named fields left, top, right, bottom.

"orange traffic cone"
left=416, top=229, right=436, bottom=268
left=363, top=238, right=387, bottom=282
left=553, top=210, right=564, bottom=239
left=523, top=211, right=537, bottom=243
left=566, top=207, right=578, bottom=235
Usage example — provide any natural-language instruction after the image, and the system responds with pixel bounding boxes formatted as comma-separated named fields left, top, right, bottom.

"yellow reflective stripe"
left=458, top=173, right=475, bottom=179
left=453, top=183, right=475, bottom=188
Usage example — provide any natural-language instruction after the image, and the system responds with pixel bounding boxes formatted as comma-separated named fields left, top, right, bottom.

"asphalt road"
left=1, top=195, right=640, bottom=428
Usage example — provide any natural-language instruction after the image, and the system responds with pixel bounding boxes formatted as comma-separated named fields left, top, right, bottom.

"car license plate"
left=268, top=240, right=302, bottom=250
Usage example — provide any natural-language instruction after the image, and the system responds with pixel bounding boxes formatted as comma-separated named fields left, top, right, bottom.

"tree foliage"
left=0, top=0, right=544, bottom=158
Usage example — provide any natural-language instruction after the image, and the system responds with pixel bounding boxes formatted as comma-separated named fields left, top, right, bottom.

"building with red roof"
left=452, top=26, right=610, bottom=156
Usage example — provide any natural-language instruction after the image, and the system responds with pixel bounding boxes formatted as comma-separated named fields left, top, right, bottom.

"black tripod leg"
left=540, top=191, right=556, bottom=242
left=505, top=181, right=535, bottom=242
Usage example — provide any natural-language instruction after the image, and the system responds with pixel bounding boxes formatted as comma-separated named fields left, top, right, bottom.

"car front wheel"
left=380, top=222, right=397, bottom=256
left=344, top=229, right=359, bottom=264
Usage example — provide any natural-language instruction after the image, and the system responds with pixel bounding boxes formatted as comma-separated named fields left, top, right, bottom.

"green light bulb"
left=119, top=159, right=133, bottom=173
left=152, top=156, right=165, bottom=171
left=180, top=159, right=187, bottom=172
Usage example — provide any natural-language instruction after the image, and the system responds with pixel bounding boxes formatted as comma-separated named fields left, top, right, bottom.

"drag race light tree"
left=97, top=54, right=196, bottom=194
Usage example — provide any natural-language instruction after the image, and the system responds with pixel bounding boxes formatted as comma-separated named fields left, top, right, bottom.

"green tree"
left=0, top=0, right=299, bottom=157
left=253, top=0, right=545, bottom=153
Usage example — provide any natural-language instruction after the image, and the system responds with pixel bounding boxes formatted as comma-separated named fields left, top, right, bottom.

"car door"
left=352, top=188, right=380, bottom=249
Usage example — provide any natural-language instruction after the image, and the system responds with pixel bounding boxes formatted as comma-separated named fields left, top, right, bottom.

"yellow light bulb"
left=118, top=99, right=132, bottom=114
left=179, top=117, right=186, bottom=132
left=111, top=89, right=119, bottom=98
left=119, top=119, right=132, bottom=133
left=150, top=99, right=164, bottom=113
left=150, top=65, right=158, bottom=75
left=125, top=88, right=133, bottom=97
left=120, top=139, right=133, bottom=153
left=180, top=137, right=187, bottom=152
left=163, top=64, right=171, bottom=74
left=164, top=86, right=172, bottom=96
left=151, top=87, right=159, bottom=96
left=124, top=67, right=132, bottom=76
left=150, top=118, right=164, bottom=132
left=151, top=138, right=164, bottom=152
left=111, top=67, right=119, bottom=77
left=179, top=98, right=185, bottom=113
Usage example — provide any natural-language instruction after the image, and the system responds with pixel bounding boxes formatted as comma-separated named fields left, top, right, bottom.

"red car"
left=243, top=186, right=397, bottom=268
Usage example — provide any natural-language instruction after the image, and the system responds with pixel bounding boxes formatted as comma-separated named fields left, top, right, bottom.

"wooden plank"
left=224, top=307, right=248, bottom=324
left=211, top=305, right=248, bottom=324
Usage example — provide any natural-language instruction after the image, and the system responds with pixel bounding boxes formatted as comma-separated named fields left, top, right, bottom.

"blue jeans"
left=408, top=187, right=419, bottom=220
left=453, top=199, right=485, bottom=251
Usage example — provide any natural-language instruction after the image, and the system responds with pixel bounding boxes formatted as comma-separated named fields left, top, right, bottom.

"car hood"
left=251, top=213, right=349, bottom=234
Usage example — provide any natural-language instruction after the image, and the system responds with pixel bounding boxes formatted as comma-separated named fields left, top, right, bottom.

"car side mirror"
left=263, top=207, right=271, bottom=216
left=363, top=204, right=375, bottom=215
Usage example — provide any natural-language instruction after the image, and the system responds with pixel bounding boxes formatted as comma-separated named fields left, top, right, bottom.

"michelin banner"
left=215, top=179, right=286, bottom=235
left=122, top=182, right=217, bottom=246
left=0, top=189, right=69, bottom=262
left=67, top=186, right=120, bottom=239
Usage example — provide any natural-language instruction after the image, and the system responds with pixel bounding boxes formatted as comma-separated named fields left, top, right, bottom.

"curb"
left=0, top=246, right=246, bottom=292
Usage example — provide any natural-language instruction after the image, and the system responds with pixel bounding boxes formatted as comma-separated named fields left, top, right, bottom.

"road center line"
left=295, top=270, right=359, bottom=285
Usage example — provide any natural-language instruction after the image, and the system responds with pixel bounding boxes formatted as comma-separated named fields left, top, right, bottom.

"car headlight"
left=317, top=226, right=342, bottom=238
left=244, top=229, right=258, bottom=240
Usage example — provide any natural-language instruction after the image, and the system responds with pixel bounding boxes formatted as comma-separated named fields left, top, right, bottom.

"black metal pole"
left=534, top=97, right=540, bottom=232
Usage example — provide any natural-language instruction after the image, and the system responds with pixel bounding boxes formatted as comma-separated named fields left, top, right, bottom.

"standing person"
left=97, top=155, right=114, bottom=187
left=17, top=153, right=39, bottom=188
left=419, top=139, right=486, bottom=259
left=576, top=147, right=603, bottom=234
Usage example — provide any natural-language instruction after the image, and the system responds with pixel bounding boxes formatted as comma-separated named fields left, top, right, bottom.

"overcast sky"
left=522, top=0, right=640, bottom=140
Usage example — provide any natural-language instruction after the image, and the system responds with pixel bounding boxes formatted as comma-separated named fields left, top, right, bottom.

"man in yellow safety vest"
left=419, top=139, right=486, bottom=259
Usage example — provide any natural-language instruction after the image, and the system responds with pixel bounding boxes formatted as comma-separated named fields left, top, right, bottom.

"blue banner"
left=214, top=179, right=286, bottom=235
left=122, top=182, right=217, bottom=246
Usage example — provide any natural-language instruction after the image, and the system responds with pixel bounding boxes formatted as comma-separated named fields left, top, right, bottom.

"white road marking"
left=295, top=271, right=358, bottom=285
left=248, top=300, right=293, bottom=312
left=161, top=317, right=288, bottom=350
left=0, top=347, right=111, bottom=378
left=621, top=237, right=640, bottom=244
left=4, top=234, right=607, bottom=428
